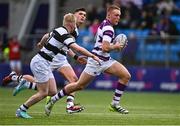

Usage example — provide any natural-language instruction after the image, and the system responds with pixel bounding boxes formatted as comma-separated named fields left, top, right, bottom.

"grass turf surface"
left=0, top=87, right=180, bottom=125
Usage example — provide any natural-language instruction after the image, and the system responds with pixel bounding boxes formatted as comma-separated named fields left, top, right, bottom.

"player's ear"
left=107, top=12, right=110, bottom=18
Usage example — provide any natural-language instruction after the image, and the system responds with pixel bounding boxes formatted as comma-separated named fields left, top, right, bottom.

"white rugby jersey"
left=92, top=19, right=115, bottom=61
left=40, top=26, right=75, bottom=61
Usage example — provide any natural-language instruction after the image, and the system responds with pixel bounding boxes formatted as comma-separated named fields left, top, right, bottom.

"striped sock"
left=17, top=75, right=23, bottom=82
left=111, top=82, right=127, bottom=106
left=51, top=89, right=67, bottom=103
left=19, top=104, right=28, bottom=112
left=66, top=95, right=74, bottom=108
left=28, top=82, right=37, bottom=90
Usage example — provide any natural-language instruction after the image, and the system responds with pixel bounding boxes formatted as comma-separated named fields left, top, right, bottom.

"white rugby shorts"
left=83, top=57, right=116, bottom=76
left=30, top=54, right=54, bottom=83
left=50, top=54, right=71, bottom=71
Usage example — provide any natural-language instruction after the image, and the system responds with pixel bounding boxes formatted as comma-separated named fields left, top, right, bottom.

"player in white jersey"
left=14, top=13, right=100, bottom=118
left=38, top=8, right=88, bottom=113
left=45, top=5, right=131, bottom=115
left=2, top=8, right=88, bottom=113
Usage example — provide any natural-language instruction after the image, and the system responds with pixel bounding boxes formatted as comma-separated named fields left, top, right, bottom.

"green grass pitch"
left=0, top=87, right=180, bottom=125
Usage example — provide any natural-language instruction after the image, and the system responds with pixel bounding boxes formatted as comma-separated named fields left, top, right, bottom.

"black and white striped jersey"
left=39, top=26, right=75, bottom=61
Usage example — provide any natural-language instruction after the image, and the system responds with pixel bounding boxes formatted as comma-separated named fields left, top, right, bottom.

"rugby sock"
left=66, top=95, right=74, bottom=108
left=51, top=89, right=67, bottom=103
left=111, top=82, right=127, bottom=106
left=12, top=74, right=37, bottom=91
left=27, top=82, right=37, bottom=90
left=11, top=74, right=23, bottom=82
left=17, top=75, right=23, bottom=82
left=19, top=104, right=28, bottom=112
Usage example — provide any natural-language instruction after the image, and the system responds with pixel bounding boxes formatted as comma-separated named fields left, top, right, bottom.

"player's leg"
left=44, top=77, right=58, bottom=116
left=105, top=61, right=131, bottom=114
left=12, top=75, right=38, bottom=96
left=16, top=80, right=50, bottom=118
left=16, top=56, right=52, bottom=118
left=48, top=78, right=57, bottom=96
left=57, top=65, right=85, bottom=113
left=64, top=71, right=94, bottom=94
left=2, top=71, right=37, bottom=91
left=18, top=67, right=55, bottom=95
left=45, top=76, right=57, bottom=109
left=45, top=71, right=94, bottom=116
left=22, top=75, right=37, bottom=90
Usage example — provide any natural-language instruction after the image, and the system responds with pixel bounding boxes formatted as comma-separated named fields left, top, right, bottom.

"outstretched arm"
left=67, top=49, right=87, bottom=64
left=70, top=43, right=100, bottom=64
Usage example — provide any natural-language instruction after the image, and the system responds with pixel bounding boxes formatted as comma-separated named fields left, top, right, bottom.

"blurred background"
left=0, top=0, right=180, bottom=92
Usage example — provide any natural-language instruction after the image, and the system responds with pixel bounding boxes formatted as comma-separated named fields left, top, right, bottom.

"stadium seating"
left=170, top=15, right=180, bottom=31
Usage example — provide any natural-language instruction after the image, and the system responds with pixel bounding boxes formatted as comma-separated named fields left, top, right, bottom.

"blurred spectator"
left=152, top=16, right=179, bottom=35
left=139, top=11, right=154, bottom=29
left=127, top=1, right=141, bottom=28
left=156, top=0, right=180, bottom=15
left=119, top=0, right=143, bottom=9
left=139, top=3, right=157, bottom=29
left=117, top=9, right=131, bottom=29
left=148, top=15, right=179, bottom=43
left=86, top=5, right=99, bottom=23
left=8, top=36, right=22, bottom=75
left=89, top=19, right=100, bottom=36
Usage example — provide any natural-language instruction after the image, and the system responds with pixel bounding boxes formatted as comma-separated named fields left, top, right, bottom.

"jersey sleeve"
left=102, top=25, right=114, bottom=43
left=63, top=35, right=75, bottom=48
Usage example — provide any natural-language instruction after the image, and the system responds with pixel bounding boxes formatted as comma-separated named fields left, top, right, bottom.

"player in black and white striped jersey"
left=3, top=8, right=90, bottom=114
left=14, top=13, right=100, bottom=118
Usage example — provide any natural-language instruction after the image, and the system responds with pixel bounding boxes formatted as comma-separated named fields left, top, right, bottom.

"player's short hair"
left=63, top=13, right=76, bottom=26
left=74, top=7, right=86, bottom=13
left=107, top=4, right=120, bottom=13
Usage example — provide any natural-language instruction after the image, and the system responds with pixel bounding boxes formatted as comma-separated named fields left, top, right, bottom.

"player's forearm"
left=110, top=44, right=121, bottom=51
left=67, top=49, right=76, bottom=57
left=102, top=43, right=119, bottom=52
left=67, top=49, right=79, bottom=60
left=76, top=46, right=94, bottom=58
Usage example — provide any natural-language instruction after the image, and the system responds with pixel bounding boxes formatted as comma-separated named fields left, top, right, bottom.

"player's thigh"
left=105, top=61, right=130, bottom=78
left=30, top=55, right=51, bottom=83
left=58, top=65, right=78, bottom=83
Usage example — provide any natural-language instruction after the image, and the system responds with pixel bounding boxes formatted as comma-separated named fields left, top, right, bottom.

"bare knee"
left=119, top=72, right=131, bottom=84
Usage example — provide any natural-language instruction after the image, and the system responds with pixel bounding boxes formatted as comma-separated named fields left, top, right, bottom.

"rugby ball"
left=114, top=34, right=128, bottom=46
